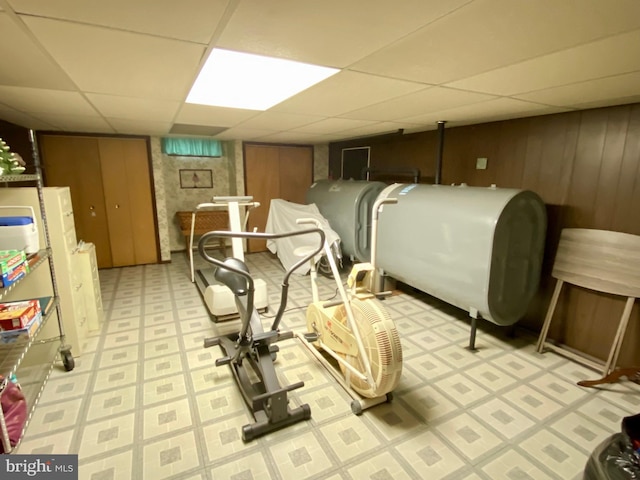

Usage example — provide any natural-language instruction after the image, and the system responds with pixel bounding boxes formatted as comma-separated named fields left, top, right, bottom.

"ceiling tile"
left=0, top=13, right=75, bottom=90
left=86, top=93, right=180, bottom=122
left=338, top=121, right=422, bottom=139
left=177, top=103, right=259, bottom=127
left=0, top=86, right=96, bottom=114
left=515, top=71, right=640, bottom=108
left=218, top=0, right=472, bottom=68
left=213, top=126, right=280, bottom=141
left=236, top=111, right=325, bottom=131
left=401, top=97, right=566, bottom=126
left=0, top=107, right=57, bottom=130
left=34, top=113, right=116, bottom=133
left=292, top=117, right=376, bottom=135
left=9, top=0, right=228, bottom=43
left=1, top=1, right=639, bottom=141
left=271, top=70, right=427, bottom=117
left=169, top=124, right=228, bottom=136
left=257, top=131, right=335, bottom=144
left=447, top=29, right=640, bottom=95
left=22, top=16, right=205, bottom=100
left=341, top=86, right=498, bottom=121
left=352, top=0, right=640, bottom=84
left=108, top=118, right=171, bottom=135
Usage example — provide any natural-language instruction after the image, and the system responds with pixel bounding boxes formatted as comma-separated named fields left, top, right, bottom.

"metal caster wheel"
left=61, top=349, right=75, bottom=372
left=351, top=400, right=363, bottom=416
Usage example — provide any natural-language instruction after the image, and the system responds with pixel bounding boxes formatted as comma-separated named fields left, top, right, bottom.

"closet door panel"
left=39, top=135, right=113, bottom=268
left=119, top=138, right=158, bottom=265
left=244, top=144, right=280, bottom=252
left=97, top=138, right=136, bottom=267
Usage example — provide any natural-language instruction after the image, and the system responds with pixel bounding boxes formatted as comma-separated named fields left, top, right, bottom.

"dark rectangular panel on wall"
left=341, top=147, right=369, bottom=180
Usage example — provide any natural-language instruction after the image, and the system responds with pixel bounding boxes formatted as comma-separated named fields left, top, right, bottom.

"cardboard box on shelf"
left=0, top=262, right=29, bottom=288
left=0, top=249, right=27, bottom=275
left=0, top=311, right=43, bottom=344
left=0, top=299, right=41, bottom=331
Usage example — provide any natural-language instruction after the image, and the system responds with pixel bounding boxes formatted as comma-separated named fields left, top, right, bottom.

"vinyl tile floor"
left=16, top=251, right=640, bottom=479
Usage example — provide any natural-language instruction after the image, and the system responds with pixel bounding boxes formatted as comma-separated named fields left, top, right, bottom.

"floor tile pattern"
left=16, top=251, right=640, bottom=479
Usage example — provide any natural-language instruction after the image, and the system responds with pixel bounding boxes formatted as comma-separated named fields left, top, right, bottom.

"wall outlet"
left=476, top=157, right=488, bottom=170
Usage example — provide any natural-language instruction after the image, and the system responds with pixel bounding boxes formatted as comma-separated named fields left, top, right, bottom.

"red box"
left=0, top=311, right=42, bottom=344
left=0, top=299, right=41, bottom=330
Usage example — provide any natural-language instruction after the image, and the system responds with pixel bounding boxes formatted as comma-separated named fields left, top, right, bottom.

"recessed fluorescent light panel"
left=186, top=48, right=339, bottom=110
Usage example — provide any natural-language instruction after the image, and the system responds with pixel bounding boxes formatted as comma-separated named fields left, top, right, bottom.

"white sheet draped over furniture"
left=265, top=199, right=340, bottom=275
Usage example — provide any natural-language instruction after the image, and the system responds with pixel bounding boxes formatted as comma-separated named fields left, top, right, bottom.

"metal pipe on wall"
left=434, top=120, right=446, bottom=185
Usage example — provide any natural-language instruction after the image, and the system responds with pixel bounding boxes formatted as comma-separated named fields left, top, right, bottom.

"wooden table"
left=536, top=228, right=640, bottom=387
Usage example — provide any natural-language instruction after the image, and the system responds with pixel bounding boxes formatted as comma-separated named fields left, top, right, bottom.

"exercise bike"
left=198, top=227, right=325, bottom=442
left=296, top=217, right=403, bottom=415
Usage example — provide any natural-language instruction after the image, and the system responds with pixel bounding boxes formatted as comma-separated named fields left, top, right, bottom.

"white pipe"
left=370, top=196, right=397, bottom=293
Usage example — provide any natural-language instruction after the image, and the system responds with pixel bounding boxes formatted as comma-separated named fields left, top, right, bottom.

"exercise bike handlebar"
left=198, top=228, right=326, bottom=332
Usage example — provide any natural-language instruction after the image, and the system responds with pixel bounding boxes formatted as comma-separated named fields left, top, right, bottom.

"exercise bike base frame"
left=206, top=332, right=311, bottom=442
left=296, top=332, right=392, bottom=415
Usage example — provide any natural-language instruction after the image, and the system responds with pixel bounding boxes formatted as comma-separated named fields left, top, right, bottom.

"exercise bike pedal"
left=215, top=356, right=232, bottom=367
left=303, top=332, right=319, bottom=343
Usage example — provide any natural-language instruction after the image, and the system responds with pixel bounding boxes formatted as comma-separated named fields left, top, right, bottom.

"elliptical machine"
left=198, top=227, right=325, bottom=442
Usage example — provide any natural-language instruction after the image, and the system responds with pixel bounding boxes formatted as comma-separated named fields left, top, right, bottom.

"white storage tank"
left=306, top=179, right=387, bottom=262
left=375, top=183, right=547, bottom=327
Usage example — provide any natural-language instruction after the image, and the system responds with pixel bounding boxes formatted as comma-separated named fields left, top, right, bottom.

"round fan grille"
left=334, top=297, right=403, bottom=398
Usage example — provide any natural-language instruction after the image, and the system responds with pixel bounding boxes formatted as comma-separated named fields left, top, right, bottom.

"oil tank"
left=306, top=179, right=387, bottom=262
left=375, top=183, right=547, bottom=326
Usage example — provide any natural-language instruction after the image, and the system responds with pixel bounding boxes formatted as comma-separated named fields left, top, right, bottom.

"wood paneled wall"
left=329, top=103, right=640, bottom=366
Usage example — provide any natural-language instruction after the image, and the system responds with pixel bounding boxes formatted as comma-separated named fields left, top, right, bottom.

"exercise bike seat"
left=214, top=258, right=250, bottom=296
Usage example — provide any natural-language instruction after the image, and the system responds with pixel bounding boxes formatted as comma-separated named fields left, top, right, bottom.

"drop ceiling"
left=1, top=0, right=639, bottom=144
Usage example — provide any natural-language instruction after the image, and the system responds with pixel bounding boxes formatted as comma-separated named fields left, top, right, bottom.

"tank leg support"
left=467, top=315, right=478, bottom=352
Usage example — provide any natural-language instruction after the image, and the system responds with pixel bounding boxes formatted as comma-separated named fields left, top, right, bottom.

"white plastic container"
left=0, top=206, right=39, bottom=254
